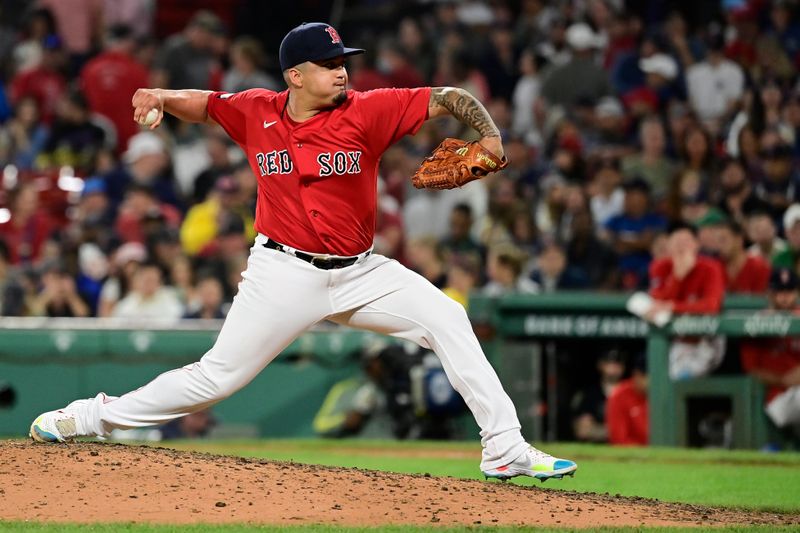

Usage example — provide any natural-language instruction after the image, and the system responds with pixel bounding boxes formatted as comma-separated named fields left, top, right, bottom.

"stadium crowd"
left=2, top=0, right=800, bottom=443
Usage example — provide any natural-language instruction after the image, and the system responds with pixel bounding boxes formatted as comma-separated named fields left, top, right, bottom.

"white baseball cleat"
left=29, top=400, right=90, bottom=443
left=482, top=446, right=578, bottom=482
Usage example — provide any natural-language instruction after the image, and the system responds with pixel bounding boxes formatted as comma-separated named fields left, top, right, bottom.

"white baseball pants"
left=77, top=234, right=528, bottom=469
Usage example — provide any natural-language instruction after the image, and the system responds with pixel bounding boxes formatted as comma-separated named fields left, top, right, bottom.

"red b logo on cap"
left=325, top=26, right=341, bottom=44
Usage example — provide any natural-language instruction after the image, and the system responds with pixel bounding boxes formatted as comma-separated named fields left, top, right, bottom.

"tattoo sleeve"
left=430, top=87, right=500, bottom=138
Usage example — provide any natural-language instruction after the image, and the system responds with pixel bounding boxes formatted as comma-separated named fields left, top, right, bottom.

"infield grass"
left=159, top=439, right=800, bottom=513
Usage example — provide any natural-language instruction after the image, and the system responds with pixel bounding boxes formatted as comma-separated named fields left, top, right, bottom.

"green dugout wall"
left=0, top=293, right=792, bottom=447
left=0, top=318, right=395, bottom=438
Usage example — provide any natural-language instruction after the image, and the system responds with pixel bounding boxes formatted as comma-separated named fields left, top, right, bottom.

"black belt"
left=262, top=238, right=369, bottom=270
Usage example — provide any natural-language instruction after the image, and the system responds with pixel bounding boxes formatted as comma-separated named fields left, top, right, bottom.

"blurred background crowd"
left=3, top=0, right=800, bottom=444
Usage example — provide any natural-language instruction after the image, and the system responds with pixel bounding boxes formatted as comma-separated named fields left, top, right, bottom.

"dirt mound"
left=0, top=440, right=796, bottom=528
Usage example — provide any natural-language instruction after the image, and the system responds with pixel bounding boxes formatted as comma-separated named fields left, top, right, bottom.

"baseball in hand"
left=139, top=108, right=159, bottom=127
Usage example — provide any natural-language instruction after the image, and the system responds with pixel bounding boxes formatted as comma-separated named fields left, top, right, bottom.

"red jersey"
left=649, top=256, right=725, bottom=314
left=10, top=67, right=66, bottom=124
left=80, top=51, right=150, bottom=152
left=741, top=333, right=800, bottom=402
left=727, top=255, right=770, bottom=294
left=0, top=212, right=54, bottom=264
left=207, top=88, right=431, bottom=255
left=606, top=379, right=648, bottom=446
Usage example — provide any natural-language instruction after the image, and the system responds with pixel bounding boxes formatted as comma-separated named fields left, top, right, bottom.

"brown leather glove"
left=411, top=138, right=508, bottom=190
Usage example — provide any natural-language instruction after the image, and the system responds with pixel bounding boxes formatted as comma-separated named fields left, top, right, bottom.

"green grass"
left=2, top=526, right=800, bottom=533
left=158, top=439, right=800, bottom=513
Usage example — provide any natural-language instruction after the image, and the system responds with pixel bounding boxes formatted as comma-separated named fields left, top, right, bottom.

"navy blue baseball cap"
left=279, top=22, right=364, bottom=71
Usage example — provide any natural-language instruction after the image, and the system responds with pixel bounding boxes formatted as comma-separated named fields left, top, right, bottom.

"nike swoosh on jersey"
left=263, top=120, right=277, bottom=129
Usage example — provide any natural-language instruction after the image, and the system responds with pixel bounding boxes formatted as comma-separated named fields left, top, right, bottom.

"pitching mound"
left=0, top=440, right=796, bottom=528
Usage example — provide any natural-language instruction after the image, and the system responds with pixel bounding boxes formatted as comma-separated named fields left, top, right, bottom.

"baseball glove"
left=411, top=138, right=508, bottom=190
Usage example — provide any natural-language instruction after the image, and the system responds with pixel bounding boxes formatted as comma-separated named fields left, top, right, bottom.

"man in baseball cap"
left=769, top=267, right=800, bottom=310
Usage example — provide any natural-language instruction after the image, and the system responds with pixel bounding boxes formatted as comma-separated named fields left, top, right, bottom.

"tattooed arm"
left=427, top=87, right=504, bottom=157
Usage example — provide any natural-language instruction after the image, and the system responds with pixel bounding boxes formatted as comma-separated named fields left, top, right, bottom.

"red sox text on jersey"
left=253, top=150, right=362, bottom=177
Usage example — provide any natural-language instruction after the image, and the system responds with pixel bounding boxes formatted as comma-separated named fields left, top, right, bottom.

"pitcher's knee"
left=422, top=297, right=471, bottom=334
left=194, top=361, right=248, bottom=402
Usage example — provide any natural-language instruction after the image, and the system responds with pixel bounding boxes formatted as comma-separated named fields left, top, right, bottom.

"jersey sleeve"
left=355, top=87, right=431, bottom=154
left=206, top=89, right=271, bottom=147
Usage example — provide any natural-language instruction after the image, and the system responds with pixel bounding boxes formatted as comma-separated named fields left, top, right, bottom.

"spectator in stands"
left=376, top=39, right=425, bottom=89
left=566, top=208, right=618, bottom=289
left=118, top=132, right=182, bottom=209
left=80, top=24, right=149, bottom=153
left=151, top=10, right=225, bottom=90
left=717, top=157, right=771, bottom=228
left=0, top=182, right=54, bottom=265
left=480, top=27, right=517, bottom=101
left=11, top=8, right=58, bottom=73
left=167, top=253, right=196, bottom=309
left=757, top=143, right=800, bottom=220
left=73, top=177, right=112, bottom=227
left=588, top=156, right=624, bottom=228
left=773, top=204, right=800, bottom=269
left=607, top=353, right=649, bottom=446
left=590, top=96, right=629, bottom=157
left=694, top=207, right=728, bottom=258
left=604, top=177, right=667, bottom=289
left=667, top=169, right=709, bottom=225
left=677, top=124, right=715, bottom=188
left=9, top=34, right=66, bottom=125
left=75, top=242, right=108, bottom=316
left=483, top=242, right=539, bottom=296
left=711, top=220, right=771, bottom=294
left=540, top=22, right=611, bottom=108
left=621, top=116, right=676, bottom=201
left=572, top=348, right=626, bottom=443
left=0, top=241, right=25, bottom=316
left=97, top=242, right=147, bottom=317
left=686, top=33, right=745, bottom=134
left=190, top=127, right=235, bottom=203
left=648, top=224, right=726, bottom=380
left=30, top=263, right=89, bottom=317
left=741, top=268, right=800, bottom=439
left=439, top=203, right=483, bottom=266
left=530, top=242, right=587, bottom=291
left=405, top=237, right=447, bottom=289
left=184, top=276, right=226, bottom=319
left=147, top=226, right=182, bottom=276
left=747, top=210, right=786, bottom=262
left=111, top=261, right=183, bottom=319
left=180, top=175, right=253, bottom=256
left=115, top=183, right=181, bottom=245
left=511, top=47, right=542, bottom=141
left=396, top=17, right=434, bottom=81
left=442, top=254, right=480, bottom=309
left=38, top=0, right=103, bottom=71
left=0, top=96, right=49, bottom=170
left=39, top=88, right=106, bottom=172
left=222, top=36, right=279, bottom=94
left=626, top=53, right=680, bottom=117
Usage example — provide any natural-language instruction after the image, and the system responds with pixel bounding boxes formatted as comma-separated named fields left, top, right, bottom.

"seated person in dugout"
left=741, top=268, right=800, bottom=443
left=571, top=348, right=626, bottom=443
left=606, top=353, right=649, bottom=446
left=646, top=223, right=726, bottom=380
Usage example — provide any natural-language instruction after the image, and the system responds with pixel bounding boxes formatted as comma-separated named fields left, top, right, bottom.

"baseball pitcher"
left=30, top=22, right=577, bottom=482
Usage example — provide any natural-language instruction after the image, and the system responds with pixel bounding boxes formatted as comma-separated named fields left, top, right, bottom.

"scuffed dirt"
left=0, top=440, right=797, bottom=528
